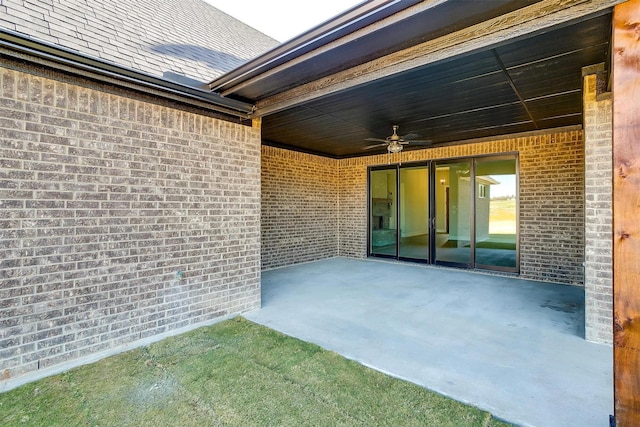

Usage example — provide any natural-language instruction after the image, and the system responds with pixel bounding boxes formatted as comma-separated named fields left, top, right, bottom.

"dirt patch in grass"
left=0, top=317, right=512, bottom=426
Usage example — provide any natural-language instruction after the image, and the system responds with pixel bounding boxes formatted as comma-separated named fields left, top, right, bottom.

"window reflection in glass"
left=435, top=161, right=472, bottom=265
left=475, top=157, right=517, bottom=269
left=370, top=169, right=397, bottom=257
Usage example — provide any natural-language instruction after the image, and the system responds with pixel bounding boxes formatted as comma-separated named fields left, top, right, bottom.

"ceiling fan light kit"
left=387, top=142, right=403, bottom=153
left=364, top=125, right=431, bottom=155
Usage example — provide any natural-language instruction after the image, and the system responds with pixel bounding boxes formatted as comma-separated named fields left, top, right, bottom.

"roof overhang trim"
left=0, top=28, right=255, bottom=118
left=207, top=0, right=423, bottom=95
left=251, top=0, right=622, bottom=117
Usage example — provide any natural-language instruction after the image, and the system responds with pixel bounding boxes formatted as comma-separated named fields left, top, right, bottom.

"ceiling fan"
left=363, top=125, right=431, bottom=153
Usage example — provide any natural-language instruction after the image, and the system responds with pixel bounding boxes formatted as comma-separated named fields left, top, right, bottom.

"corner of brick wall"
left=261, top=146, right=339, bottom=269
left=583, top=72, right=613, bottom=345
left=0, top=66, right=262, bottom=382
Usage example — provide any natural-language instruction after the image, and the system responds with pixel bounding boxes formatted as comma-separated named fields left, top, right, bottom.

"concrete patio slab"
left=245, top=257, right=612, bottom=427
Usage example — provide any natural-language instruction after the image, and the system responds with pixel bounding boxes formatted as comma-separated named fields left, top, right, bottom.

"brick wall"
left=519, top=133, right=585, bottom=284
left=264, top=130, right=584, bottom=285
left=261, top=146, right=338, bottom=269
left=0, top=65, right=261, bottom=383
left=337, top=131, right=585, bottom=285
left=583, top=71, right=613, bottom=344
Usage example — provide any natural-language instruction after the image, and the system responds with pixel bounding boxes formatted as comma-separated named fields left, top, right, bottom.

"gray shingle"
left=5, top=4, right=46, bottom=22
left=21, top=0, right=54, bottom=15
left=1, top=0, right=279, bottom=82
left=14, top=27, right=59, bottom=45
left=0, top=18, right=17, bottom=32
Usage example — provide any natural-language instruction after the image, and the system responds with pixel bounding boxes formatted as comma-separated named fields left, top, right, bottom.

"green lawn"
left=0, top=317, right=511, bottom=426
left=489, top=198, right=517, bottom=235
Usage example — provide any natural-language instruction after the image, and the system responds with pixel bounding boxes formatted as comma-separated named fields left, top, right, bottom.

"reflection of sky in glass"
left=489, top=175, right=516, bottom=198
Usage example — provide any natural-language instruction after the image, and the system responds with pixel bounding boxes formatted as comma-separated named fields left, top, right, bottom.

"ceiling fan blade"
left=364, top=137, right=388, bottom=143
left=407, top=140, right=432, bottom=145
left=402, top=133, right=421, bottom=140
left=362, top=143, right=389, bottom=150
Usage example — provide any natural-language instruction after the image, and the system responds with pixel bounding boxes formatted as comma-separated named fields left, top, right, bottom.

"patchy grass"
left=489, top=198, right=517, bottom=234
left=0, top=317, right=511, bottom=426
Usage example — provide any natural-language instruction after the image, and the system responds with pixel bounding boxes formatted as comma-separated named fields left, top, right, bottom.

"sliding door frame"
left=367, top=153, right=519, bottom=274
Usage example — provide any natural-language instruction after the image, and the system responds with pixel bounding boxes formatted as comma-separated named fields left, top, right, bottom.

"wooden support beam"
left=254, top=0, right=625, bottom=117
left=613, top=0, right=640, bottom=426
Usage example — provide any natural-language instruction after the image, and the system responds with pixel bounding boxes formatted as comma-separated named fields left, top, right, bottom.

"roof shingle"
left=1, top=0, right=279, bottom=82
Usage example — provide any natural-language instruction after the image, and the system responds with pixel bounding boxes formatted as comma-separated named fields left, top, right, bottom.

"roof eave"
left=207, top=0, right=423, bottom=94
left=0, top=27, right=255, bottom=118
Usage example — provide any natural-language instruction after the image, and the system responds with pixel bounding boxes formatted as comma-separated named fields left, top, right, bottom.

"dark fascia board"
left=0, top=28, right=255, bottom=118
left=208, top=0, right=420, bottom=94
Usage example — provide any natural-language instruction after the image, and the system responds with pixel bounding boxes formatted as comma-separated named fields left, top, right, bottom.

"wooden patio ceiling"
left=263, top=13, right=611, bottom=158
left=212, top=1, right=614, bottom=158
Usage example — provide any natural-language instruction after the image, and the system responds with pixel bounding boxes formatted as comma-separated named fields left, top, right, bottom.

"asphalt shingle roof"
left=0, top=0, right=279, bottom=82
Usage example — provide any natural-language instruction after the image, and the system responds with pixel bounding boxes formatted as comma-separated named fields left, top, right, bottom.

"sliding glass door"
left=369, top=168, right=397, bottom=257
left=434, top=160, right=472, bottom=267
left=399, top=165, right=429, bottom=261
left=368, top=154, right=518, bottom=273
left=474, top=156, right=518, bottom=271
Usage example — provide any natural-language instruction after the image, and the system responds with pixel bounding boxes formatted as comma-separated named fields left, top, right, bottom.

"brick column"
left=583, top=65, right=613, bottom=344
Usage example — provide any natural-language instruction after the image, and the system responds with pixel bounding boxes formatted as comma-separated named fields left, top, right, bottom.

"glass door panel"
left=399, top=166, right=429, bottom=261
left=369, top=168, right=397, bottom=257
left=368, top=156, right=518, bottom=272
left=435, top=161, right=472, bottom=266
left=475, top=157, right=518, bottom=271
